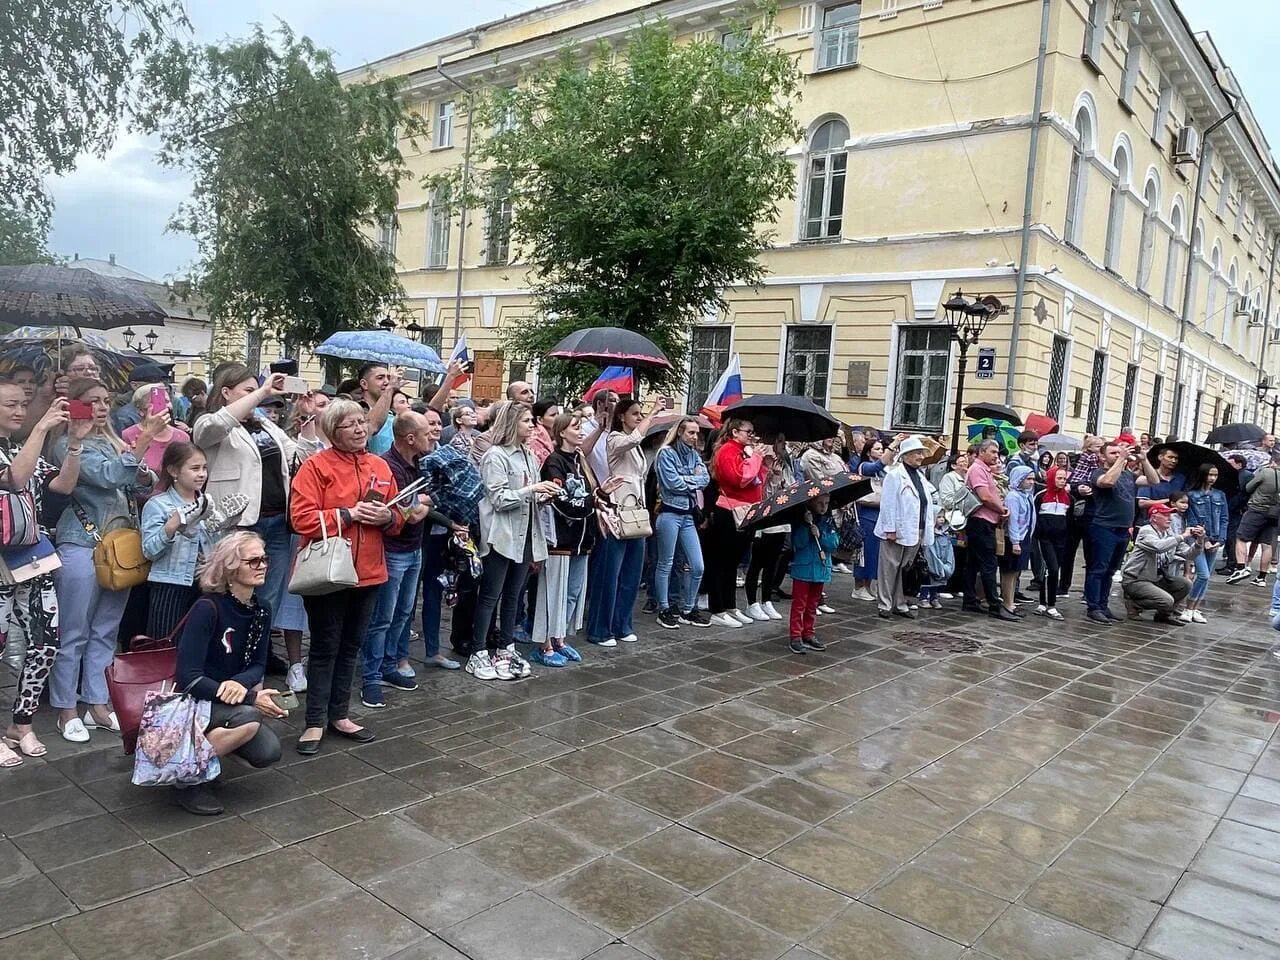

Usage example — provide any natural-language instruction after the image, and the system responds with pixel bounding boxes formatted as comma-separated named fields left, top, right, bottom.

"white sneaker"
left=710, top=612, right=742, bottom=628
left=851, top=587, right=875, bottom=602
left=1034, top=605, right=1047, bottom=616
left=618, top=633, right=639, bottom=643
left=1191, top=610, right=1207, bottom=623
left=1177, top=609, right=1195, bottom=624
left=833, top=563, right=852, bottom=574
left=593, top=637, right=618, bottom=647
left=730, top=609, right=753, bottom=625
left=504, top=644, right=533, bottom=677
left=287, top=663, right=308, bottom=693
left=762, top=601, right=783, bottom=620
left=466, top=651, right=498, bottom=681
left=939, top=592, right=955, bottom=600
left=1045, top=607, right=1064, bottom=621
left=930, top=598, right=944, bottom=609
left=58, top=717, right=90, bottom=743
left=492, top=652, right=517, bottom=681
left=746, top=603, right=770, bottom=622
left=817, top=603, right=835, bottom=614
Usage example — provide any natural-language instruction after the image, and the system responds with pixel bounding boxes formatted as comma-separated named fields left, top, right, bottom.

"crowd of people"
left=0, top=343, right=1273, bottom=815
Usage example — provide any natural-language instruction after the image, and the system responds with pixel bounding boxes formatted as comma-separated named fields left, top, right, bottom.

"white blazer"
left=874, top=463, right=938, bottom=548
left=192, top=409, right=320, bottom=526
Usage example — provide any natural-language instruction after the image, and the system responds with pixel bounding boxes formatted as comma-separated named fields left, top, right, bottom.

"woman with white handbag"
left=0, top=382, right=92, bottom=766
left=288, top=399, right=406, bottom=755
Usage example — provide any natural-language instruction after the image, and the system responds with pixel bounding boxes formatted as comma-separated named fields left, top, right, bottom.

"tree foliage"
left=136, top=23, right=427, bottom=350
left=0, top=209, right=57, bottom=267
left=455, top=9, right=800, bottom=385
left=0, top=0, right=189, bottom=220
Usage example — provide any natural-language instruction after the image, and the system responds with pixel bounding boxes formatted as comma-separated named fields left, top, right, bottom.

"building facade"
left=347, top=0, right=1280, bottom=438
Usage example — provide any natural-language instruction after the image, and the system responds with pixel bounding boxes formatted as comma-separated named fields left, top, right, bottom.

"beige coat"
left=192, top=409, right=321, bottom=526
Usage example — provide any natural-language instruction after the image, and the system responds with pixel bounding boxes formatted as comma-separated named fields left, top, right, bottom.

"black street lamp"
left=377, top=315, right=397, bottom=333
left=1258, top=381, right=1280, bottom=433
left=943, top=290, right=1002, bottom=454
left=122, top=327, right=162, bottom=354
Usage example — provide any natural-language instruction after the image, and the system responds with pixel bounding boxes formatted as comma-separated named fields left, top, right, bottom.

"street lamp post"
left=944, top=290, right=1000, bottom=454
left=1258, top=382, right=1280, bottom=434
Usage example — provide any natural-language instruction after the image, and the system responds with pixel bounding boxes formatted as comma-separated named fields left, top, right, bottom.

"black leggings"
left=207, top=702, right=281, bottom=768
left=706, top=507, right=750, bottom=614
left=473, top=552, right=530, bottom=655
left=1036, top=523, right=1066, bottom=609
left=745, top=532, right=787, bottom=604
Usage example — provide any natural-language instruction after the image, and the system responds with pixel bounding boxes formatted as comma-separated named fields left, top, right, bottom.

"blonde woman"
left=171, top=531, right=288, bottom=815
left=49, top=378, right=164, bottom=743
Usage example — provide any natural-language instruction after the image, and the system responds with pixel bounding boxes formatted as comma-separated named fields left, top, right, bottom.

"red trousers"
left=789, top=579, right=823, bottom=639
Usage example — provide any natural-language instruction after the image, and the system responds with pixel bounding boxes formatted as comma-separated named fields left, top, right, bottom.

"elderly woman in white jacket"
left=471, top=400, right=556, bottom=682
left=873, top=436, right=938, bottom=619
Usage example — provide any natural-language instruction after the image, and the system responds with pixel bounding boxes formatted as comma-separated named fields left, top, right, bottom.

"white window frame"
left=376, top=215, right=397, bottom=256
left=1064, top=108, right=1093, bottom=248
left=780, top=325, right=832, bottom=405
left=1152, top=78, right=1172, bottom=148
left=891, top=325, right=952, bottom=432
left=1163, top=201, right=1184, bottom=309
left=1137, top=178, right=1161, bottom=293
left=484, top=175, right=513, bottom=266
left=426, top=187, right=451, bottom=269
left=1104, top=145, right=1129, bottom=272
left=1082, top=0, right=1107, bottom=68
left=815, top=2, right=861, bottom=71
left=1205, top=244, right=1221, bottom=335
left=1217, top=169, right=1231, bottom=220
left=434, top=100, right=455, bottom=148
left=801, top=118, right=849, bottom=241
left=1119, top=27, right=1141, bottom=109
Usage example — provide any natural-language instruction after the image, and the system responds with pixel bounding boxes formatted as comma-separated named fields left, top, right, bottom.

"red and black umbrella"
left=738, top=472, right=871, bottom=534
left=547, top=327, right=671, bottom=371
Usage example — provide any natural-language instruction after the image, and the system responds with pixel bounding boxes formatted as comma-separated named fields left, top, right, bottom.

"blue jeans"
left=587, top=535, right=645, bottom=641
left=252, top=514, right=292, bottom=629
left=420, top=532, right=446, bottom=658
left=1085, top=525, right=1130, bottom=613
left=1190, top=546, right=1220, bottom=602
left=362, top=549, right=422, bottom=687
left=654, top=512, right=704, bottom=611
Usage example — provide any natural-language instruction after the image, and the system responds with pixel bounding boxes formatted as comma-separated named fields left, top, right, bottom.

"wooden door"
left=472, top=350, right=504, bottom=402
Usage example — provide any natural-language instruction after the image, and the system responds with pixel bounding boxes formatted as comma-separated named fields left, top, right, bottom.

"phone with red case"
left=68, top=400, right=94, bottom=420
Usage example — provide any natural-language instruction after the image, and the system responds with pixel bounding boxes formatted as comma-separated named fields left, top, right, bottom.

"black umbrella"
left=1205, top=422, right=1266, bottom=446
left=641, top=413, right=713, bottom=450
left=723, top=395, right=840, bottom=442
left=546, top=327, right=671, bottom=371
left=1147, top=441, right=1237, bottom=496
left=0, top=332, right=141, bottom=391
left=738, top=472, right=871, bottom=533
left=963, top=401, right=1023, bottom=426
left=0, top=264, right=168, bottom=330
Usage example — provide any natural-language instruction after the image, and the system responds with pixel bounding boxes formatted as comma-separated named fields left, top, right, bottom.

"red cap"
left=1147, top=503, right=1173, bottom=516
left=1116, top=432, right=1137, bottom=446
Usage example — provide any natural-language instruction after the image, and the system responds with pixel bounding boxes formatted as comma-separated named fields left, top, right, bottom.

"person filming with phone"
left=121, top=383, right=190, bottom=481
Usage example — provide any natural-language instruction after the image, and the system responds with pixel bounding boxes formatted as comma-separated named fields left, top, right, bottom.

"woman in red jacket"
left=289, top=399, right=406, bottom=755
left=706, top=419, right=767, bottom=628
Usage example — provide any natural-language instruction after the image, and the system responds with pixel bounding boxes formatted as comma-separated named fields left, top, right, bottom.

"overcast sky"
left=46, top=0, right=1279, bottom=280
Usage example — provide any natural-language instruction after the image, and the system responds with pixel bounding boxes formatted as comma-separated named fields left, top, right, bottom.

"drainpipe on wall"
left=1005, top=0, right=1053, bottom=406
left=437, top=56, right=474, bottom=345
left=1254, top=234, right=1280, bottom=418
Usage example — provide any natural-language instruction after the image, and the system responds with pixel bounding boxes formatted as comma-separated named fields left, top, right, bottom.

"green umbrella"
left=967, top=418, right=1020, bottom=455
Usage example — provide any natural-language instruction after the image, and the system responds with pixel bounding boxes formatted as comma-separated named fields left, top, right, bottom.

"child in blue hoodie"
left=788, top=493, right=838, bottom=655
left=1001, top=463, right=1037, bottom=617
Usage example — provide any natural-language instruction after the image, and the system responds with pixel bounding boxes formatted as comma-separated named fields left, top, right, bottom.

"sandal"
left=0, top=741, right=23, bottom=768
left=3, top=732, right=47, bottom=758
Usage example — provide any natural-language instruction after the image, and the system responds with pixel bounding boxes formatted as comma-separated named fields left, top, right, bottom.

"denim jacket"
left=1186, top=488, right=1229, bottom=543
left=52, top=435, right=153, bottom=548
left=655, top=442, right=709, bottom=511
left=141, top=487, right=211, bottom=586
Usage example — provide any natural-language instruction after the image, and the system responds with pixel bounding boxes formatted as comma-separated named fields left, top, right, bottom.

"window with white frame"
left=1120, top=27, right=1141, bottom=108
left=1064, top=109, right=1093, bottom=248
left=1226, top=260, right=1239, bottom=347
left=434, top=100, right=455, bottom=148
left=1082, top=1, right=1107, bottom=68
left=1104, top=145, right=1129, bottom=271
left=427, top=185, right=451, bottom=268
left=1152, top=78, right=1172, bottom=147
left=1163, top=203, right=1184, bottom=310
left=816, top=2, right=861, bottom=71
left=484, top=172, right=513, bottom=265
left=892, top=326, right=951, bottom=432
left=1217, top=169, right=1231, bottom=220
left=1205, top=244, right=1221, bottom=334
left=1186, top=225, right=1203, bottom=318
left=1085, top=349, right=1106, bottom=434
left=783, top=326, right=832, bottom=404
left=376, top=214, right=397, bottom=255
left=686, top=327, right=732, bottom=414
left=1137, top=179, right=1160, bottom=293
left=1120, top=362, right=1139, bottom=430
left=1046, top=335, right=1070, bottom=421
left=801, top=118, right=849, bottom=241
left=1234, top=190, right=1247, bottom=238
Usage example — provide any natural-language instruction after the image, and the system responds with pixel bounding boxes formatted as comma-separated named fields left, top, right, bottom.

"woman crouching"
left=173, top=531, right=287, bottom=815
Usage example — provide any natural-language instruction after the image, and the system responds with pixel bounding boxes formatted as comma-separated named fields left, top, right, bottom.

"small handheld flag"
left=700, top=354, right=743, bottom=426
left=448, top=336, right=471, bottom=388
left=582, top=365, right=634, bottom=402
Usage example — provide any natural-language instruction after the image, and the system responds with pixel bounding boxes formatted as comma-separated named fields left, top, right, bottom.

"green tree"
left=452, top=10, right=800, bottom=387
left=0, top=0, right=189, bottom=219
left=0, top=208, right=56, bottom=266
left=136, top=23, right=427, bottom=354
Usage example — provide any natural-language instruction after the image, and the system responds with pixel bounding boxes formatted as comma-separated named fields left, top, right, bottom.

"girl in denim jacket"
left=141, top=443, right=212, bottom=639
left=1186, top=463, right=1229, bottom=623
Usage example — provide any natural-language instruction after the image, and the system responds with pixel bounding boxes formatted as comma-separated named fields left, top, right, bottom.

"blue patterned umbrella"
left=314, top=330, right=446, bottom=373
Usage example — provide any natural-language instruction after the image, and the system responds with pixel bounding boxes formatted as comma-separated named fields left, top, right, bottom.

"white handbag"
left=287, top=511, right=358, bottom=596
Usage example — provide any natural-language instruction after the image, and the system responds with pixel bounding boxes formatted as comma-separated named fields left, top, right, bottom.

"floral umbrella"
left=738, top=472, right=871, bottom=534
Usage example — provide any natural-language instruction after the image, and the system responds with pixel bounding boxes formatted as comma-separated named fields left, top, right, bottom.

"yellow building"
left=346, top=0, right=1280, bottom=439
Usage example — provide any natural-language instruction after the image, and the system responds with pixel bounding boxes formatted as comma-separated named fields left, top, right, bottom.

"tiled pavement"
left=4, top=583, right=1280, bottom=959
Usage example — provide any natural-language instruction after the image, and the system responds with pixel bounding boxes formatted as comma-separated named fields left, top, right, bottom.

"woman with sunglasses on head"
left=1186, top=462, right=1229, bottom=623
left=171, top=531, right=288, bottom=815
left=48, top=377, right=164, bottom=744
left=705, top=418, right=767, bottom=628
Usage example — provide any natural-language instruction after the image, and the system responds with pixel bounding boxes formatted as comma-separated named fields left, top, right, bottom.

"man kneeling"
left=1121, top=504, right=1201, bottom=625
left=173, top=531, right=288, bottom=815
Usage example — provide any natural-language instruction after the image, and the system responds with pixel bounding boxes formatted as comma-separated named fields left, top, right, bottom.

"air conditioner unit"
left=1235, top=296, right=1253, bottom=318
left=1174, top=126, right=1200, bottom=164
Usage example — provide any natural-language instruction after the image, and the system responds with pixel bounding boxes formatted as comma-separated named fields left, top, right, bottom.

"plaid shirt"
left=419, top=442, right=482, bottom=530
left=1068, top=452, right=1099, bottom=486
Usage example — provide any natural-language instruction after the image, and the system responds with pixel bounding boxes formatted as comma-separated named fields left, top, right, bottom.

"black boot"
left=172, top=783, right=223, bottom=816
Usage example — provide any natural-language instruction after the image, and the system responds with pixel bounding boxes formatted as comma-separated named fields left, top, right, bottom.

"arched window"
left=1186, top=223, right=1203, bottom=319
left=1205, top=244, right=1221, bottom=334
left=802, top=118, right=849, bottom=241
left=1065, top=108, right=1093, bottom=247
left=1163, top=200, right=1184, bottom=309
left=1105, top=144, right=1130, bottom=272
left=1226, top=260, right=1239, bottom=348
left=1137, top=178, right=1160, bottom=292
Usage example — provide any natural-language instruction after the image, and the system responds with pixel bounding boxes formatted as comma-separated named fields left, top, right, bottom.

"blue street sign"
left=975, top=346, right=996, bottom=380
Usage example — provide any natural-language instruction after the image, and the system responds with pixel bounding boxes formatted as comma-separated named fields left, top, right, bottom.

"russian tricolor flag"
left=448, top=336, right=471, bottom=388
left=700, top=354, right=743, bottom=425
left=582, top=365, right=633, bottom=402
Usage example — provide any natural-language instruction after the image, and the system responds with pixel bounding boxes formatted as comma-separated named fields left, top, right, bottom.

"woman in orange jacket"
left=705, top=419, right=767, bottom=627
left=289, top=399, right=412, bottom=755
